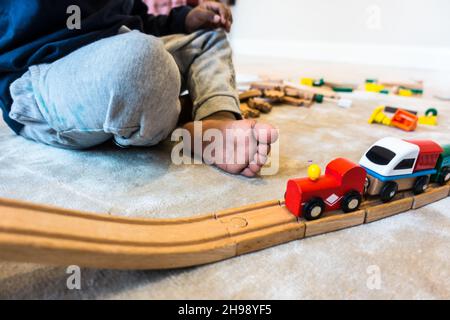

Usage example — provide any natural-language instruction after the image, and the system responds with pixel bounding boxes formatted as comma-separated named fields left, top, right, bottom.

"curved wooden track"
left=0, top=184, right=448, bottom=270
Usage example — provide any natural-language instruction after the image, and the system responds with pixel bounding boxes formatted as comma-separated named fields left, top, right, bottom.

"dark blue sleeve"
left=132, top=2, right=192, bottom=36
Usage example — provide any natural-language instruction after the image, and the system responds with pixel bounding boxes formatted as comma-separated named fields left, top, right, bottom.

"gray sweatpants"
left=9, top=29, right=241, bottom=149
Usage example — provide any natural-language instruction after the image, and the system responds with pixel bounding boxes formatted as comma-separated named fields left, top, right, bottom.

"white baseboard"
left=230, top=38, right=450, bottom=71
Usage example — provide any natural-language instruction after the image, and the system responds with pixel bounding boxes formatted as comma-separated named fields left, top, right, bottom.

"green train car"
left=432, top=144, right=450, bottom=185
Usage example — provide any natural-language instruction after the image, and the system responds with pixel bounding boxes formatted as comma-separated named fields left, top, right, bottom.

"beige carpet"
left=0, top=70, right=449, bottom=299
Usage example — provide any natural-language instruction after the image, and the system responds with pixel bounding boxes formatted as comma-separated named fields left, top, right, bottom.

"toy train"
left=285, top=138, right=450, bottom=220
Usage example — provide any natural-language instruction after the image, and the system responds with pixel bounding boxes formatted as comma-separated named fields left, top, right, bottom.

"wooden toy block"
left=304, top=209, right=366, bottom=238
left=365, top=197, right=414, bottom=223
left=285, top=87, right=301, bottom=97
left=263, top=89, right=285, bottom=101
left=250, top=82, right=284, bottom=91
left=284, top=86, right=315, bottom=98
left=240, top=103, right=260, bottom=118
left=239, top=89, right=262, bottom=101
left=248, top=97, right=273, bottom=113
left=286, top=84, right=339, bottom=100
left=281, top=96, right=306, bottom=106
left=412, top=185, right=450, bottom=209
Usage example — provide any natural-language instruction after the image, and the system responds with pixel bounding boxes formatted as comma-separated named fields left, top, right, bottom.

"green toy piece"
left=366, top=79, right=378, bottom=84
left=313, top=78, right=325, bottom=87
left=332, top=87, right=354, bottom=93
left=399, top=86, right=424, bottom=95
left=380, top=89, right=390, bottom=94
left=314, top=94, right=324, bottom=103
left=432, top=144, right=450, bottom=185
left=425, top=108, right=438, bottom=117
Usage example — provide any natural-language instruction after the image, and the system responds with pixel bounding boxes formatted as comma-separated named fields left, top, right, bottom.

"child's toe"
left=248, top=162, right=262, bottom=174
left=241, top=167, right=257, bottom=177
left=257, top=143, right=271, bottom=156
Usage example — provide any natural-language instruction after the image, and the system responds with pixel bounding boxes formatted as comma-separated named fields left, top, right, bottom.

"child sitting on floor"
left=0, top=0, right=277, bottom=177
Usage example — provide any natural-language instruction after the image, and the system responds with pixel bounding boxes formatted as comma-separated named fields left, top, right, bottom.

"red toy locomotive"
left=285, top=158, right=366, bottom=220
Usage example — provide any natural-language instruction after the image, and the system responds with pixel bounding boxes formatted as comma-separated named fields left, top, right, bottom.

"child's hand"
left=185, top=1, right=233, bottom=33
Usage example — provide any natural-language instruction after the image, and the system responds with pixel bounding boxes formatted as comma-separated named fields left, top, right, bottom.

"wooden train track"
left=0, top=184, right=449, bottom=270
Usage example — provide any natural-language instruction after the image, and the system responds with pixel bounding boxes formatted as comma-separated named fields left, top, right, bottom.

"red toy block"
left=391, top=109, right=418, bottom=131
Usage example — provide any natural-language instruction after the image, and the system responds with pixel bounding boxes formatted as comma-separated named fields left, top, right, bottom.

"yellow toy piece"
left=418, top=115, right=437, bottom=126
left=398, top=88, right=413, bottom=97
left=418, top=109, right=438, bottom=126
left=307, top=164, right=321, bottom=181
left=365, top=83, right=385, bottom=93
left=301, top=78, right=314, bottom=87
left=368, top=106, right=392, bottom=126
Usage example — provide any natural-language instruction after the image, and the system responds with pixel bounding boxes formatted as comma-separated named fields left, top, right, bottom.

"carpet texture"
left=0, top=86, right=449, bottom=299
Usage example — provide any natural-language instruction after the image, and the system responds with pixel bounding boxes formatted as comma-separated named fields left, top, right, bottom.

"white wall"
left=230, top=0, right=450, bottom=70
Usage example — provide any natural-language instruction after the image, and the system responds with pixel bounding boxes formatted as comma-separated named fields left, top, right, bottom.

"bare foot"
left=183, top=112, right=278, bottom=177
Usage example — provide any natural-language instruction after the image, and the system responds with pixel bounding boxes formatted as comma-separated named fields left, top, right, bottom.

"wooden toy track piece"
left=0, top=198, right=303, bottom=270
left=0, top=184, right=448, bottom=270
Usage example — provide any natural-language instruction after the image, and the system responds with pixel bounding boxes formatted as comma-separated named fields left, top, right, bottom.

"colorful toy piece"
left=418, top=108, right=438, bottom=126
left=368, top=106, right=392, bottom=126
left=431, top=144, right=450, bottom=185
left=364, top=80, right=424, bottom=97
left=314, top=94, right=353, bottom=108
left=391, top=109, right=418, bottom=131
left=285, top=158, right=366, bottom=220
left=301, top=78, right=325, bottom=87
left=360, top=138, right=444, bottom=202
left=301, top=78, right=314, bottom=87
left=398, top=88, right=413, bottom=97
left=365, top=82, right=385, bottom=93
left=384, top=106, right=418, bottom=115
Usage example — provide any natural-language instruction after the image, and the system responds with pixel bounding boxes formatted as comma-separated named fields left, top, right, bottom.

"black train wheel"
left=380, top=181, right=398, bottom=203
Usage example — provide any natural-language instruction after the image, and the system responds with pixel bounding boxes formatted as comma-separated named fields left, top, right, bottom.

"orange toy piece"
left=391, top=109, right=418, bottom=132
